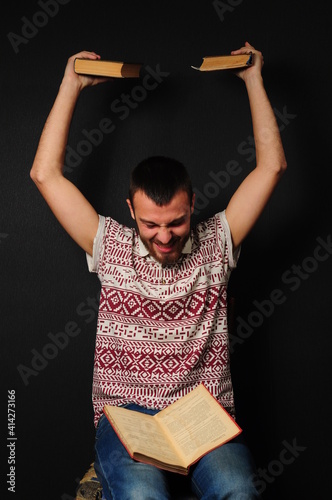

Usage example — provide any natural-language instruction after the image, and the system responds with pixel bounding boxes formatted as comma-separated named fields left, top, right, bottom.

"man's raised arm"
left=30, top=51, right=108, bottom=256
left=225, top=42, right=287, bottom=250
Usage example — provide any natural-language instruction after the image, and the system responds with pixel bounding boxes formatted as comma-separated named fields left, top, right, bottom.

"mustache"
left=152, top=237, right=180, bottom=247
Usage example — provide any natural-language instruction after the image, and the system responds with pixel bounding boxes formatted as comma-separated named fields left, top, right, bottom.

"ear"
left=126, top=198, right=135, bottom=220
left=190, top=193, right=195, bottom=214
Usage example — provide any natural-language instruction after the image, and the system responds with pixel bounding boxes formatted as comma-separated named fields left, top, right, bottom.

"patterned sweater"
left=87, top=210, right=239, bottom=426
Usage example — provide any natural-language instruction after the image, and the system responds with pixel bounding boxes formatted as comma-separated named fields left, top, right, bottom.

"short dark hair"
left=129, top=156, right=193, bottom=207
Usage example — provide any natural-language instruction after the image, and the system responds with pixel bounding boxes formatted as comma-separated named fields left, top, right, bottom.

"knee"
left=219, top=470, right=260, bottom=499
left=191, top=454, right=260, bottom=499
left=202, top=479, right=260, bottom=500
left=224, top=482, right=260, bottom=499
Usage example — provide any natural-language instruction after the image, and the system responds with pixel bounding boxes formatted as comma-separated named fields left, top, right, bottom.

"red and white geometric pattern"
left=88, top=211, right=239, bottom=426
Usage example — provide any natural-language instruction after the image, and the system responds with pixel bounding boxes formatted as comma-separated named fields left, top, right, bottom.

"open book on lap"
left=103, top=384, right=242, bottom=475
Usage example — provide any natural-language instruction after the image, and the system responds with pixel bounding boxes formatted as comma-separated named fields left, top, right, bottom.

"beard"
left=139, top=232, right=190, bottom=266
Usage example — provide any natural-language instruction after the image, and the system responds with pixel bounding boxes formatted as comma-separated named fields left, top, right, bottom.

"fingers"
left=63, top=51, right=106, bottom=91
left=245, top=41, right=255, bottom=50
left=231, top=42, right=264, bottom=68
left=76, top=51, right=101, bottom=59
left=68, top=51, right=101, bottom=64
left=231, top=41, right=256, bottom=55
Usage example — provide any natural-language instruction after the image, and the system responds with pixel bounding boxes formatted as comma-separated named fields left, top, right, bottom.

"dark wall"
left=1, top=1, right=331, bottom=498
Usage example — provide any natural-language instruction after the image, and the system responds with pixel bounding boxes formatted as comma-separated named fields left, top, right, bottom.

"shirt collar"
left=138, top=236, right=192, bottom=257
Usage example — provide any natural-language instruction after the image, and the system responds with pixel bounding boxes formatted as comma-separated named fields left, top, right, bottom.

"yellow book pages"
left=103, top=384, right=242, bottom=475
left=74, top=58, right=142, bottom=78
left=156, top=384, right=242, bottom=466
left=103, top=404, right=186, bottom=473
left=192, top=53, right=252, bottom=71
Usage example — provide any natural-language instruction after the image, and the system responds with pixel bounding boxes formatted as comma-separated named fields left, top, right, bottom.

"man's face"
left=127, top=189, right=195, bottom=265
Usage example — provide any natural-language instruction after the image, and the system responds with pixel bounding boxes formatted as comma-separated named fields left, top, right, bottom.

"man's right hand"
left=62, top=50, right=110, bottom=92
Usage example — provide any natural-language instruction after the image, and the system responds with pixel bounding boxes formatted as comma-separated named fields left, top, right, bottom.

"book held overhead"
left=192, top=53, right=253, bottom=71
left=74, top=53, right=252, bottom=79
left=74, top=58, right=142, bottom=78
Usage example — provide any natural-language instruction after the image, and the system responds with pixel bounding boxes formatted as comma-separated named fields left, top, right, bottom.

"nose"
left=156, top=227, right=172, bottom=245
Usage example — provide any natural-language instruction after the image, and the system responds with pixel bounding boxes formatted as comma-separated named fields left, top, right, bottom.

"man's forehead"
left=132, top=190, right=192, bottom=217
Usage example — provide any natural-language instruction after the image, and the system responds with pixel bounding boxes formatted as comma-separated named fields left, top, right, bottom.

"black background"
left=1, top=1, right=331, bottom=498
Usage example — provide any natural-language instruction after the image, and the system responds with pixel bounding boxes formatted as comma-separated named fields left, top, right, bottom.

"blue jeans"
left=95, top=404, right=260, bottom=500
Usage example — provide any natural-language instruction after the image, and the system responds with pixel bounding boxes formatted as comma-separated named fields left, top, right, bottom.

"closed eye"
left=140, top=216, right=187, bottom=229
left=168, top=220, right=185, bottom=227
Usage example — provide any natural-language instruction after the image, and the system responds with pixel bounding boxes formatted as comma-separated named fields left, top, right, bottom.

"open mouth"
left=153, top=241, right=177, bottom=254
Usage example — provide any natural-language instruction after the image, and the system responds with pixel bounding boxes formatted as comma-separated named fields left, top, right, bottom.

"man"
left=30, top=42, right=286, bottom=499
